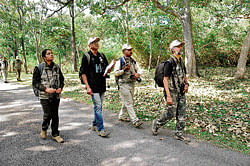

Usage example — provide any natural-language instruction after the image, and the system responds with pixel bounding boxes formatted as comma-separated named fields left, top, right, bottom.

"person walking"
left=152, top=40, right=191, bottom=142
left=114, top=44, right=143, bottom=128
left=14, top=56, right=23, bottom=81
left=79, top=37, right=112, bottom=137
left=32, top=49, right=65, bottom=143
left=0, top=57, right=8, bottom=83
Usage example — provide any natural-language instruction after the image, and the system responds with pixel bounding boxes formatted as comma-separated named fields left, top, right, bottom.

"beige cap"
left=88, top=37, right=100, bottom=46
left=122, top=44, right=133, bottom=51
left=170, top=40, right=184, bottom=50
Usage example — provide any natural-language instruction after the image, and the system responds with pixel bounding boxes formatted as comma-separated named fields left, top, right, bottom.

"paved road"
left=0, top=82, right=249, bottom=166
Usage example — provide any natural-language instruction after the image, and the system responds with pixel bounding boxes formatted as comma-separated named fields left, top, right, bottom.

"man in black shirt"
left=32, top=49, right=65, bottom=143
left=152, top=40, right=190, bottom=142
left=80, top=37, right=112, bottom=137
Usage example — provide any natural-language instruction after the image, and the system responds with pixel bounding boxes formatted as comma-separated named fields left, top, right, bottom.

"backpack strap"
left=38, top=63, right=44, bottom=75
left=85, top=52, right=91, bottom=65
left=168, top=57, right=178, bottom=90
left=120, top=57, right=125, bottom=70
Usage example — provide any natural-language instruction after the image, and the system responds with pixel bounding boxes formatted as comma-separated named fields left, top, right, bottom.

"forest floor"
left=5, top=66, right=249, bottom=154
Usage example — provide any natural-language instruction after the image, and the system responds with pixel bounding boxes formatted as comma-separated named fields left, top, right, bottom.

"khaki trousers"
left=118, top=82, right=138, bottom=123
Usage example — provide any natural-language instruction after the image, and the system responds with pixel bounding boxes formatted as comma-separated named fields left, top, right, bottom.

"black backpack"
left=154, top=57, right=175, bottom=87
left=33, top=63, right=44, bottom=97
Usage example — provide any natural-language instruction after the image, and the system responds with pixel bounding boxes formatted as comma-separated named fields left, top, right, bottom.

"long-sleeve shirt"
left=32, top=62, right=64, bottom=92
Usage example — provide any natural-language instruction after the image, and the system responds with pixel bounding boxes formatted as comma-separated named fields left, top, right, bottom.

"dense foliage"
left=0, top=0, right=248, bottom=72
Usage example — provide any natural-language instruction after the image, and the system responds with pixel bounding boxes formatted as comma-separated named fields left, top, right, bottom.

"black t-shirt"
left=164, top=57, right=186, bottom=77
left=80, top=51, right=108, bottom=93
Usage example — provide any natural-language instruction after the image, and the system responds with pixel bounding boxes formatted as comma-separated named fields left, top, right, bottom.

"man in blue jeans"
left=79, top=37, right=112, bottom=137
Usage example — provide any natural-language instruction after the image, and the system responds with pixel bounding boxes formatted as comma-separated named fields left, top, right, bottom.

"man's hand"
left=123, top=64, right=130, bottom=71
left=184, top=84, right=189, bottom=93
left=167, top=96, right=173, bottom=105
left=107, top=68, right=112, bottom=73
left=56, top=88, right=62, bottom=94
left=134, top=73, right=140, bottom=79
left=45, top=88, right=56, bottom=94
left=86, top=87, right=93, bottom=96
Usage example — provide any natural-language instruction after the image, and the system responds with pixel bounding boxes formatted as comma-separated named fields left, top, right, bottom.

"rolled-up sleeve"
left=114, top=60, right=124, bottom=77
left=135, top=62, right=142, bottom=75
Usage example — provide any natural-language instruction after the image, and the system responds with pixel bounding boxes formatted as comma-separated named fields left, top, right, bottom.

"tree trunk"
left=148, top=17, right=153, bottom=71
left=182, top=0, right=198, bottom=77
left=58, top=50, right=61, bottom=69
left=35, top=33, right=41, bottom=64
left=21, top=37, right=28, bottom=74
left=125, top=2, right=129, bottom=44
left=235, top=28, right=250, bottom=79
left=70, top=0, right=77, bottom=72
left=156, top=37, right=163, bottom=67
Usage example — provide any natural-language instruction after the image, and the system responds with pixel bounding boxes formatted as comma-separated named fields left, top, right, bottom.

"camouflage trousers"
left=156, top=91, right=186, bottom=136
left=118, top=82, right=139, bottom=123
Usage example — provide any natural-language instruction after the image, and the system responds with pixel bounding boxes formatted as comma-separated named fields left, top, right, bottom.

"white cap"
left=170, top=40, right=184, bottom=50
left=122, top=44, right=133, bottom=51
left=88, top=37, right=100, bottom=46
left=16, top=56, right=19, bottom=59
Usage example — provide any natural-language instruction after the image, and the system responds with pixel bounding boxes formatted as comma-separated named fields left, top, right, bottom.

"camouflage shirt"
left=164, top=55, right=186, bottom=93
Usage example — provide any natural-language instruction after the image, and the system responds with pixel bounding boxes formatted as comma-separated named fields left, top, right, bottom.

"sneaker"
left=152, top=119, right=159, bottom=136
left=52, top=136, right=64, bottom=143
left=174, top=134, right=191, bottom=143
left=40, top=130, right=47, bottom=139
left=97, top=129, right=110, bottom=137
left=91, top=125, right=98, bottom=132
left=133, top=120, right=143, bottom=128
left=118, top=117, right=130, bottom=122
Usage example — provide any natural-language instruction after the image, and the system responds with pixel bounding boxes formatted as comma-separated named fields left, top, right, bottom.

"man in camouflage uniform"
left=114, top=44, right=143, bottom=128
left=14, top=56, right=23, bottom=81
left=152, top=40, right=190, bottom=142
left=0, top=57, right=8, bottom=83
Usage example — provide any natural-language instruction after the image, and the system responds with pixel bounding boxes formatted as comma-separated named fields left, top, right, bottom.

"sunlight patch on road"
left=2, top=131, right=19, bottom=137
left=101, top=157, right=126, bottom=166
left=0, top=112, right=29, bottom=122
left=0, top=83, right=29, bottom=90
left=109, top=139, right=148, bottom=151
left=25, top=146, right=56, bottom=151
left=59, top=122, right=85, bottom=131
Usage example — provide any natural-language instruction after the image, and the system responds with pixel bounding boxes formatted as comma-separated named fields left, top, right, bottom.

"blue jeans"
left=91, top=93, right=105, bottom=131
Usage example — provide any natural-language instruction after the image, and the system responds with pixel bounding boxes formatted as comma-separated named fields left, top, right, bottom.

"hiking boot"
left=52, top=136, right=64, bottom=143
left=133, top=120, right=143, bottom=128
left=91, top=125, right=98, bottom=132
left=152, top=119, right=159, bottom=136
left=40, top=130, right=47, bottom=139
left=97, top=129, right=110, bottom=137
left=174, top=134, right=191, bottom=143
left=118, top=117, right=130, bottom=122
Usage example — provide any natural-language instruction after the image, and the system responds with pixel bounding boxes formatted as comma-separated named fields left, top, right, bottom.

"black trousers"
left=40, top=99, right=60, bottom=137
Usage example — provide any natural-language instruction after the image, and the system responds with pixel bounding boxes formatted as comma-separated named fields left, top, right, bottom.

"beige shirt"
left=114, top=56, right=142, bottom=78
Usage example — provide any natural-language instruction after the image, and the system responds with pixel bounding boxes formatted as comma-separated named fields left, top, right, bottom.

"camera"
left=130, top=74, right=142, bottom=83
